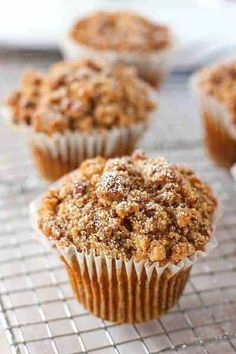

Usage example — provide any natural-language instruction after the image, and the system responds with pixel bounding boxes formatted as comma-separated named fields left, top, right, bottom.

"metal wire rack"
left=0, top=54, right=236, bottom=353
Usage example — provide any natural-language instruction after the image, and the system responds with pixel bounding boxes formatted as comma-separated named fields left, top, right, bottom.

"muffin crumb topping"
left=71, top=11, right=170, bottom=52
left=38, top=151, right=217, bottom=265
left=6, top=60, right=155, bottom=135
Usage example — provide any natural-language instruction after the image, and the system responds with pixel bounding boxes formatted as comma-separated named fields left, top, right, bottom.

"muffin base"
left=31, top=142, right=137, bottom=182
left=203, top=111, right=236, bottom=168
left=62, top=255, right=190, bottom=323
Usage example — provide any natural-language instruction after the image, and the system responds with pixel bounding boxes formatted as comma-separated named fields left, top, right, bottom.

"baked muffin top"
left=38, top=151, right=217, bottom=265
left=70, top=11, right=171, bottom=52
left=196, top=59, right=236, bottom=123
left=6, top=59, right=155, bottom=135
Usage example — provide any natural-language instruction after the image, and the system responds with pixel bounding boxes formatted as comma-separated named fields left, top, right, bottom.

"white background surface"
left=0, top=0, right=236, bottom=49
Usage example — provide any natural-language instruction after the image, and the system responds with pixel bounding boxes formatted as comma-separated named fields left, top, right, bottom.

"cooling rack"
left=0, top=51, right=236, bottom=354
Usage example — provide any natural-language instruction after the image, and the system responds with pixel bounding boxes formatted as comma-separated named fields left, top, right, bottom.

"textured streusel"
left=6, top=71, right=44, bottom=126
left=6, top=60, right=155, bottom=135
left=38, top=151, right=217, bottom=265
left=197, top=60, right=236, bottom=123
left=71, top=11, right=170, bottom=52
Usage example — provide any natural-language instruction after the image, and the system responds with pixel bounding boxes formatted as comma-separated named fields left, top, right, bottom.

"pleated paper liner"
left=60, top=34, right=179, bottom=88
left=30, top=187, right=218, bottom=323
left=191, top=70, right=236, bottom=168
left=27, top=123, right=147, bottom=181
left=4, top=116, right=148, bottom=181
left=62, top=253, right=191, bottom=323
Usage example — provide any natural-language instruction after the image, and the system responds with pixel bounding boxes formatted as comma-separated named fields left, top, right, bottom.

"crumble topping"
left=6, top=60, right=155, bottom=135
left=197, top=60, right=236, bottom=123
left=70, top=11, right=170, bottom=52
left=38, top=151, right=217, bottom=265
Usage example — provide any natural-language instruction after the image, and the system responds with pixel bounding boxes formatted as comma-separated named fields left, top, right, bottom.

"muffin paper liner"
left=191, top=72, right=236, bottom=167
left=34, top=122, right=146, bottom=181
left=21, top=122, right=146, bottom=161
left=60, top=34, right=179, bottom=87
left=29, top=180, right=218, bottom=322
left=3, top=105, right=148, bottom=180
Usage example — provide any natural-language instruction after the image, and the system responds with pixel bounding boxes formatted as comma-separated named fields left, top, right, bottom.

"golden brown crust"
left=70, top=11, right=170, bottom=52
left=6, top=60, right=155, bottom=135
left=197, top=60, right=236, bottom=124
left=38, top=151, right=217, bottom=265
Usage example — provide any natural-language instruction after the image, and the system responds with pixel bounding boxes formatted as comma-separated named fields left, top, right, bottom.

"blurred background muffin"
left=192, top=58, right=236, bottom=168
left=61, top=11, right=178, bottom=88
left=5, top=59, right=156, bottom=181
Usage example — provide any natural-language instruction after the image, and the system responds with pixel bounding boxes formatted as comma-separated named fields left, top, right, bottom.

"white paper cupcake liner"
left=60, top=34, right=179, bottom=85
left=21, top=122, right=147, bottom=163
left=30, top=182, right=219, bottom=283
left=3, top=104, right=148, bottom=164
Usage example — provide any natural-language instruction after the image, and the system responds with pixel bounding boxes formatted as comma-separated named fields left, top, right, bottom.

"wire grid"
left=0, top=69, right=236, bottom=354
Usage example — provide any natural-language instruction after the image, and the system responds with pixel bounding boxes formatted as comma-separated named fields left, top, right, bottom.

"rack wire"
left=0, top=51, right=236, bottom=353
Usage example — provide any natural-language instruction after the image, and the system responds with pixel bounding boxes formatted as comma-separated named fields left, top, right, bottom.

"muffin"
left=192, top=59, right=236, bottom=168
left=5, top=59, right=156, bottom=181
left=61, top=11, right=177, bottom=88
left=31, top=151, right=218, bottom=323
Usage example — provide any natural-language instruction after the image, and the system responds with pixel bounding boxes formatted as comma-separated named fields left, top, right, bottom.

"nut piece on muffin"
left=192, top=58, right=236, bottom=168
left=61, top=11, right=177, bottom=88
left=35, top=150, right=218, bottom=323
left=5, top=59, right=156, bottom=181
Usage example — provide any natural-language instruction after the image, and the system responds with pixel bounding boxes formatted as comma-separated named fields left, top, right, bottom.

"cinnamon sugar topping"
left=38, top=151, right=217, bottom=265
left=197, top=59, right=236, bottom=123
left=71, top=11, right=170, bottom=52
left=6, top=60, right=155, bottom=135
